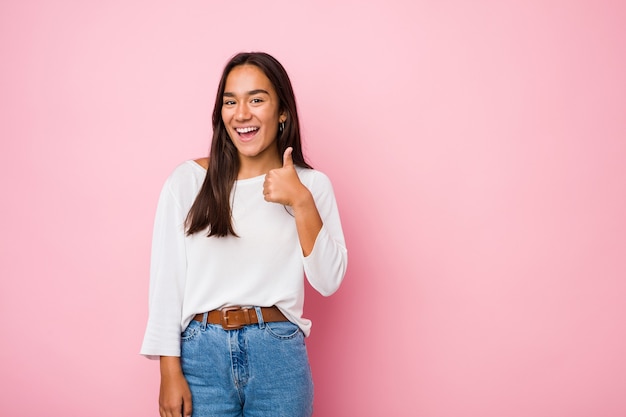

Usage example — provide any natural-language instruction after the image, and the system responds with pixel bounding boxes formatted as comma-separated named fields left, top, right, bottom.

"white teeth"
left=236, top=127, right=259, bottom=133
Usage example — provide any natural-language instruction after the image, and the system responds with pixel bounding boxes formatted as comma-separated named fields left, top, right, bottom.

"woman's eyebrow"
left=223, top=89, right=270, bottom=97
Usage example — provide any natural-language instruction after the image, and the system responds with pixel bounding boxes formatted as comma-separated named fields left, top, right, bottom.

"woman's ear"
left=279, top=111, right=287, bottom=123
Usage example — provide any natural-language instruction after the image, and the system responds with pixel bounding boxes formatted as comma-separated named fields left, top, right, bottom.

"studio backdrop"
left=1, top=1, right=625, bottom=416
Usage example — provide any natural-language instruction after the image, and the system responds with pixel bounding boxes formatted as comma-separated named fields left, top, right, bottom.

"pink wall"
left=1, top=1, right=625, bottom=416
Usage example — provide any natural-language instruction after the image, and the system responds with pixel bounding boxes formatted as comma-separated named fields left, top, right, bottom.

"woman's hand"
left=159, top=356, right=192, bottom=417
left=264, top=147, right=323, bottom=256
left=263, top=147, right=310, bottom=208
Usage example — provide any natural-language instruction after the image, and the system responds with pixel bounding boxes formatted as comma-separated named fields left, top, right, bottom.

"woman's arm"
left=264, top=148, right=348, bottom=294
left=141, top=166, right=191, bottom=358
left=263, top=147, right=322, bottom=256
left=159, top=356, right=192, bottom=417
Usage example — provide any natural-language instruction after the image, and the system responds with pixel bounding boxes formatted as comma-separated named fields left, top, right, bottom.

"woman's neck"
left=237, top=154, right=282, bottom=179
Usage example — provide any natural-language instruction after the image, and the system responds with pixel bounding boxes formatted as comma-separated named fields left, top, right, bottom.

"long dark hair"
left=185, top=52, right=311, bottom=237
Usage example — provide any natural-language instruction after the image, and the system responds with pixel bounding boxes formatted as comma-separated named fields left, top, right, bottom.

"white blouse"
left=140, top=160, right=348, bottom=359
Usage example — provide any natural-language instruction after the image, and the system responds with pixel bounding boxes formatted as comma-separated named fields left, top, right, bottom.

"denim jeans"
left=180, top=307, right=314, bottom=417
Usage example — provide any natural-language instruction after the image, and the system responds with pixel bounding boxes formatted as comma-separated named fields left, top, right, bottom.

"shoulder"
left=296, top=167, right=339, bottom=212
left=167, top=160, right=206, bottom=181
left=193, top=157, right=209, bottom=169
left=296, top=167, right=334, bottom=191
left=162, top=160, right=207, bottom=198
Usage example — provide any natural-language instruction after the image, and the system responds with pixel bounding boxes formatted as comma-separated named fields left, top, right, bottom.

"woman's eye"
left=251, top=98, right=263, bottom=104
left=223, top=100, right=235, bottom=106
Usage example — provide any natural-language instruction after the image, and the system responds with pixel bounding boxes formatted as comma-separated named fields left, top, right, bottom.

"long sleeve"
left=140, top=175, right=188, bottom=359
left=301, top=171, right=348, bottom=296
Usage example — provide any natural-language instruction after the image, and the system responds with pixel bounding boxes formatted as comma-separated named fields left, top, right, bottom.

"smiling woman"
left=140, top=52, right=348, bottom=417
left=221, top=65, right=287, bottom=175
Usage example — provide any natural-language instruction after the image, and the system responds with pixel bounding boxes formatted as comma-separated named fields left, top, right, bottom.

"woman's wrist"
left=290, top=187, right=315, bottom=212
left=160, top=356, right=183, bottom=376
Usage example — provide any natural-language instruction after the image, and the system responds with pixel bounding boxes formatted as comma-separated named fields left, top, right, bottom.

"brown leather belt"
left=193, top=306, right=288, bottom=330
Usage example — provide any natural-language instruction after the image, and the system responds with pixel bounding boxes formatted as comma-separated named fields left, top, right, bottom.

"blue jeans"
left=180, top=307, right=314, bottom=417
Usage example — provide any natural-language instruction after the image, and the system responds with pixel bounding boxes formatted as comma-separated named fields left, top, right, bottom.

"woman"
left=141, top=52, right=348, bottom=417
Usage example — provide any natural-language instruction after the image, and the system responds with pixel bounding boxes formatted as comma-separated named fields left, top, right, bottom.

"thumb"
left=283, top=147, right=294, bottom=168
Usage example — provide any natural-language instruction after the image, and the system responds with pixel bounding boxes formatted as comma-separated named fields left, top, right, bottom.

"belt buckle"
left=220, top=306, right=245, bottom=330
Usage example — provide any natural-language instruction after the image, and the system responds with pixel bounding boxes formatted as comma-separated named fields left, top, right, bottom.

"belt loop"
left=201, top=311, right=208, bottom=330
left=254, top=306, right=265, bottom=329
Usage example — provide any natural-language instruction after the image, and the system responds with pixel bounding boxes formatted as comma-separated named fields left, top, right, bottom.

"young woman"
left=141, top=52, right=348, bottom=417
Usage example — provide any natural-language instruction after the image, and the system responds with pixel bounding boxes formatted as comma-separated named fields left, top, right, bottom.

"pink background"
left=1, top=1, right=625, bottom=416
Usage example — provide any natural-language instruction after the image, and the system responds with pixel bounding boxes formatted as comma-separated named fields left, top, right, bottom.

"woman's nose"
left=235, top=103, right=251, bottom=120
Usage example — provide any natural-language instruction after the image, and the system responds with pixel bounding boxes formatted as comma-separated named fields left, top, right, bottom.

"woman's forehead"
left=224, top=65, right=275, bottom=95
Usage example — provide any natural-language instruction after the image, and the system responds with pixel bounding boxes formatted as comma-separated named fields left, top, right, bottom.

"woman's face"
left=221, top=64, right=286, bottom=165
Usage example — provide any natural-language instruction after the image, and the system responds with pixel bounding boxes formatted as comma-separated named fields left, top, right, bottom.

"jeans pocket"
left=181, top=320, right=201, bottom=342
left=265, top=321, right=302, bottom=340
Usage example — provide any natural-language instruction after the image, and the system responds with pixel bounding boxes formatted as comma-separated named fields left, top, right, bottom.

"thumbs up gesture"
left=263, top=147, right=309, bottom=207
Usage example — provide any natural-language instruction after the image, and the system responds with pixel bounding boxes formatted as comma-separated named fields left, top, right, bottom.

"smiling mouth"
left=235, top=126, right=259, bottom=140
